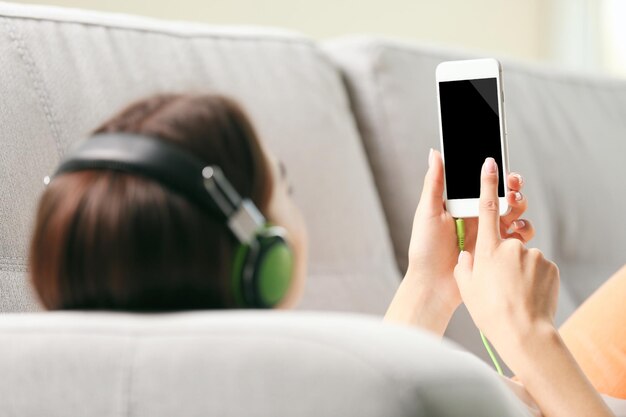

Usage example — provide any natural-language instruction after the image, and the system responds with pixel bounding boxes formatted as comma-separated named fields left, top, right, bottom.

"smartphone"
left=436, top=58, right=510, bottom=218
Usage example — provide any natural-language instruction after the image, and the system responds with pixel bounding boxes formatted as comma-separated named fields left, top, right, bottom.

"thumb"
left=454, top=250, right=474, bottom=288
left=419, top=149, right=445, bottom=213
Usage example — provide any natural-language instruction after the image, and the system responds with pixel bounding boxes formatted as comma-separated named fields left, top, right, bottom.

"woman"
left=30, top=93, right=619, bottom=416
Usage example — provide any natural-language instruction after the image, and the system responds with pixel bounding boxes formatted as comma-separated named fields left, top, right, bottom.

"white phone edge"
left=435, top=58, right=510, bottom=219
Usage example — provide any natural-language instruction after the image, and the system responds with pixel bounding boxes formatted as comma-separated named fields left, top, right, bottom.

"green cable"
left=480, top=330, right=504, bottom=375
left=455, top=218, right=504, bottom=376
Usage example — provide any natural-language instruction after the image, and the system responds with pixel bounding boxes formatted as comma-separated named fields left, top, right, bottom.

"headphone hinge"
left=228, top=199, right=265, bottom=244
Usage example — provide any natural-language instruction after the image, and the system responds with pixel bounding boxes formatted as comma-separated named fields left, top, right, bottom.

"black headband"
left=53, top=133, right=242, bottom=222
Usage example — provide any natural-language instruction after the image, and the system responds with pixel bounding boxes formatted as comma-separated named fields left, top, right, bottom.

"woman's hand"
left=454, top=158, right=614, bottom=417
left=454, top=157, right=559, bottom=355
left=385, top=149, right=532, bottom=335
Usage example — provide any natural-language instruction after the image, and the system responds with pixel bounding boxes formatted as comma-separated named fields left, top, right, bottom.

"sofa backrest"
left=0, top=3, right=399, bottom=313
left=0, top=311, right=529, bottom=417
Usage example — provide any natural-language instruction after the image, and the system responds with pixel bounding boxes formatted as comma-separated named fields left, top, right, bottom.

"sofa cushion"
left=0, top=4, right=399, bottom=312
left=0, top=311, right=529, bottom=417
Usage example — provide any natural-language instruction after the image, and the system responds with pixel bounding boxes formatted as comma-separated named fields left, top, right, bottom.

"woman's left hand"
left=385, top=149, right=534, bottom=334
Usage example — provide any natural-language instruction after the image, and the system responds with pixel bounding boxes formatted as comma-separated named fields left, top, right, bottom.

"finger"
left=419, top=149, right=445, bottom=214
left=454, top=250, right=474, bottom=290
left=505, top=219, right=535, bottom=243
left=503, top=231, right=525, bottom=242
left=477, top=157, right=501, bottom=251
left=501, top=190, right=528, bottom=228
left=507, top=172, right=524, bottom=192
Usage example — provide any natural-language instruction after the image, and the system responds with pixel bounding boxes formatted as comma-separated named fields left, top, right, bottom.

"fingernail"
left=484, top=157, right=497, bottom=174
left=428, top=148, right=434, bottom=168
left=514, top=173, right=524, bottom=186
left=458, top=250, right=465, bottom=263
left=513, top=220, right=525, bottom=229
left=514, top=192, right=523, bottom=202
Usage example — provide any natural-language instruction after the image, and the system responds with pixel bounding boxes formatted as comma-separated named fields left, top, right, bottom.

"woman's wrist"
left=503, top=320, right=614, bottom=417
left=384, top=271, right=458, bottom=337
left=500, top=320, right=560, bottom=375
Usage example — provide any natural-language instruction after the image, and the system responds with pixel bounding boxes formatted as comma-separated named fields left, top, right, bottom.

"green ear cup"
left=231, top=234, right=294, bottom=308
left=256, top=241, right=294, bottom=307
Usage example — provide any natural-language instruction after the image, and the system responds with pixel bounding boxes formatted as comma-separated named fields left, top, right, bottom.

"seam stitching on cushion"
left=0, top=264, right=28, bottom=273
left=123, top=334, right=138, bottom=417
left=364, top=42, right=406, bottom=274
left=2, top=17, right=66, bottom=158
left=319, top=47, right=401, bottom=283
left=0, top=14, right=314, bottom=47
left=0, top=256, right=27, bottom=263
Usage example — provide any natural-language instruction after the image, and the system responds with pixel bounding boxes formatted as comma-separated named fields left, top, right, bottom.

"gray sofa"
left=1, top=2, right=625, bottom=416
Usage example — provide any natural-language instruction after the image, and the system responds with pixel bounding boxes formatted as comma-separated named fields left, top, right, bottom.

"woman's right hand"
left=454, top=157, right=560, bottom=365
left=454, top=157, right=615, bottom=417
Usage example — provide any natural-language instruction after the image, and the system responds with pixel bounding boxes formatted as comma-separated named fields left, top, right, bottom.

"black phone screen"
left=439, top=77, right=505, bottom=199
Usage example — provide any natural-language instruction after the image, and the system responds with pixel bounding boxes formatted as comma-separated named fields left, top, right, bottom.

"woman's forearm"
left=384, top=273, right=456, bottom=337
left=507, top=323, right=614, bottom=417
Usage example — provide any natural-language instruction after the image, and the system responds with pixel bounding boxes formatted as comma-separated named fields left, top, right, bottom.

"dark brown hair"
left=29, top=94, right=272, bottom=311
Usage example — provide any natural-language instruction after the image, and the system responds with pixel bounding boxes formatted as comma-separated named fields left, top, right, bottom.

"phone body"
left=436, top=58, right=510, bottom=218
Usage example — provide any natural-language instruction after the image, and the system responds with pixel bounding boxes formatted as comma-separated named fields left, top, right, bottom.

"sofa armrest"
left=0, top=310, right=528, bottom=417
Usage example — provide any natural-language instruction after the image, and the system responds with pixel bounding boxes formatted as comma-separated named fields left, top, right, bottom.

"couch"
left=0, top=2, right=625, bottom=416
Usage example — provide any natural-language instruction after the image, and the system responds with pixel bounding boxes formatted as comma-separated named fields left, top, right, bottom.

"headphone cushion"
left=255, top=238, right=294, bottom=307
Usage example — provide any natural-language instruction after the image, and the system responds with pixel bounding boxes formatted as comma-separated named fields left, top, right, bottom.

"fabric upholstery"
left=0, top=310, right=530, bottom=417
left=0, top=2, right=399, bottom=313
left=1, top=3, right=624, bottom=415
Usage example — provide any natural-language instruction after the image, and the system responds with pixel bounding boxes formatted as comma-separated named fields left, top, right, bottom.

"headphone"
left=46, top=133, right=294, bottom=308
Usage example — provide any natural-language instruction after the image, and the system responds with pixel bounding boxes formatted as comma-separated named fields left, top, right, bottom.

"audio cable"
left=455, top=218, right=504, bottom=376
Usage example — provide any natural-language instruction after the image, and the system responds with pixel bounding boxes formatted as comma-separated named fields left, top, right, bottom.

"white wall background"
left=13, top=0, right=626, bottom=75
left=14, top=0, right=552, bottom=62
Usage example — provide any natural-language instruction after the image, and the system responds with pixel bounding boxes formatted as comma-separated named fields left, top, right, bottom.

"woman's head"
left=30, top=93, right=307, bottom=311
